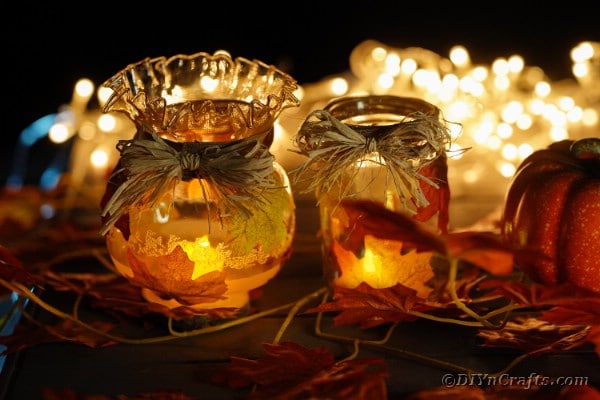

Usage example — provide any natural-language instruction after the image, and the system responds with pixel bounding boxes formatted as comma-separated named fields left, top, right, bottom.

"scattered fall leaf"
left=212, top=341, right=388, bottom=400
left=1, top=319, right=118, bottom=355
left=478, top=280, right=600, bottom=308
left=305, top=283, right=429, bottom=329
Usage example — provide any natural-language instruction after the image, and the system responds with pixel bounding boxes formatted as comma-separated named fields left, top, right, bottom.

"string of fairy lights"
left=5, top=40, right=599, bottom=223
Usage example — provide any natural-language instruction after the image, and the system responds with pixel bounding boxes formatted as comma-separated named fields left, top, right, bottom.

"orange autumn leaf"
left=127, top=246, right=228, bottom=306
left=333, top=235, right=434, bottom=299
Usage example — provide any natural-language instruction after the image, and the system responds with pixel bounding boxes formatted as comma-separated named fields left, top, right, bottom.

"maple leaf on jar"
left=126, top=246, right=229, bottom=307
left=333, top=235, right=434, bottom=298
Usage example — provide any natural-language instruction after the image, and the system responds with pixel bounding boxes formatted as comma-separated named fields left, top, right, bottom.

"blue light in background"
left=5, top=113, right=57, bottom=190
left=0, top=292, right=27, bottom=373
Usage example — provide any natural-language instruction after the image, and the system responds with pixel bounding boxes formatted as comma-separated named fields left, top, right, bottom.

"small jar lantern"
left=99, top=51, right=299, bottom=315
left=292, top=95, right=451, bottom=293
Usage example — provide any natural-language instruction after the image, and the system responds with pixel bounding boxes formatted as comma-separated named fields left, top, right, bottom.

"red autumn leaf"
left=477, top=317, right=589, bottom=355
left=0, top=244, right=39, bottom=290
left=539, top=306, right=600, bottom=356
left=305, top=283, right=429, bottom=329
left=478, top=280, right=600, bottom=309
left=1, top=319, right=118, bottom=355
left=540, top=306, right=600, bottom=327
left=212, top=341, right=388, bottom=400
left=478, top=280, right=600, bottom=355
left=127, top=247, right=228, bottom=306
left=340, top=200, right=447, bottom=255
left=413, top=153, right=451, bottom=234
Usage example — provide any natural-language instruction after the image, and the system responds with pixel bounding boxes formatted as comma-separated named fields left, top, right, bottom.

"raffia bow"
left=100, top=132, right=276, bottom=236
left=291, top=109, right=451, bottom=214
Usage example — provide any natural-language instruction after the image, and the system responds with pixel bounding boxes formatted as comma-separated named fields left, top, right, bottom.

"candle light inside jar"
left=293, top=95, right=451, bottom=294
left=98, top=51, right=299, bottom=316
left=105, top=160, right=295, bottom=311
left=320, top=152, right=436, bottom=295
left=332, top=233, right=434, bottom=297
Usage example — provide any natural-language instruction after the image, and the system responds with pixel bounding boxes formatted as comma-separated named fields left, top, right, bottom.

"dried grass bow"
left=291, top=109, right=451, bottom=214
left=100, top=132, right=276, bottom=235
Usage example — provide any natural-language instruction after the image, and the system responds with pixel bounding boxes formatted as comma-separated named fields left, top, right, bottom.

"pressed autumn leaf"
left=477, top=317, right=589, bottom=355
left=227, top=184, right=293, bottom=256
left=127, top=246, right=228, bottom=306
left=333, top=235, right=434, bottom=298
left=212, top=341, right=388, bottom=400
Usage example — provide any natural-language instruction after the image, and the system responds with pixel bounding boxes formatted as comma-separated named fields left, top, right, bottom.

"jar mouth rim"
left=324, top=95, right=440, bottom=123
left=100, top=50, right=299, bottom=140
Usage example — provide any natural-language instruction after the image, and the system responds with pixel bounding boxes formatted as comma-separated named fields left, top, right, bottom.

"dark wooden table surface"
left=1, top=195, right=599, bottom=400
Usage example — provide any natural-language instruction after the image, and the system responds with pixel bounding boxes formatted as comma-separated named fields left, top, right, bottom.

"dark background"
left=2, top=3, right=598, bottom=184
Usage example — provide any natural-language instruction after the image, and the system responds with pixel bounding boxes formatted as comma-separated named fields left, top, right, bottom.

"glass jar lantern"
left=292, top=95, right=451, bottom=293
left=99, top=51, right=299, bottom=315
